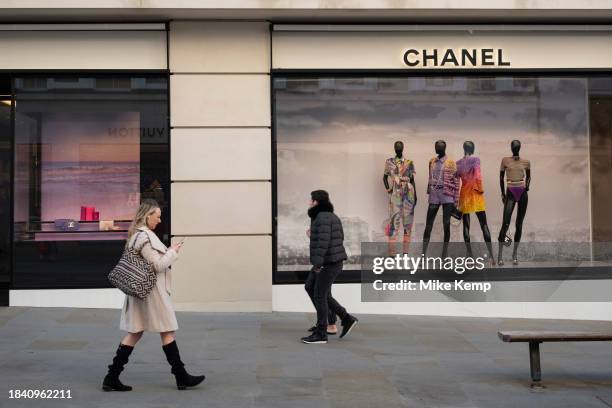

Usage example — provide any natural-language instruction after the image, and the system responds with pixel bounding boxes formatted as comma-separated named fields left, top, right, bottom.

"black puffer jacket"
left=308, top=201, right=348, bottom=268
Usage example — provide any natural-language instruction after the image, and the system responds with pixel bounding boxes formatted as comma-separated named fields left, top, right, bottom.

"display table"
left=18, top=221, right=131, bottom=242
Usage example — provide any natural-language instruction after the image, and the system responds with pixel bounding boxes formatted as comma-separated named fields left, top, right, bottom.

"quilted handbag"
left=108, top=231, right=156, bottom=299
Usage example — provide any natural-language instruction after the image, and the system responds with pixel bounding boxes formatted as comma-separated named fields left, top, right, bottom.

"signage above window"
left=272, top=29, right=612, bottom=70
left=403, top=48, right=510, bottom=68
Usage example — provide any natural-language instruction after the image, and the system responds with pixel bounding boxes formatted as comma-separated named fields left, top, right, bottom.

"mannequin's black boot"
left=102, top=343, right=134, bottom=391
left=497, top=242, right=505, bottom=266
left=512, top=242, right=520, bottom=265
left=162, top=340, right=205, bottom=390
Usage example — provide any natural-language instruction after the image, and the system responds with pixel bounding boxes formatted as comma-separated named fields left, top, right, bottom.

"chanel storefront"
left=3, top=22, right=612, bottom=320
left=271, top=25, right=612, bottom=318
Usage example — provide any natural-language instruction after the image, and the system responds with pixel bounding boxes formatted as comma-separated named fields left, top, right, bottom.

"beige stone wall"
left=169, top=21, right=272, bottom=312
left=0, top=30, right=166, bottom=70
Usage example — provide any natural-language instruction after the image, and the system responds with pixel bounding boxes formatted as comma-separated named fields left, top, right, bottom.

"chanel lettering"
left=403, top=48, right=511, bottom=67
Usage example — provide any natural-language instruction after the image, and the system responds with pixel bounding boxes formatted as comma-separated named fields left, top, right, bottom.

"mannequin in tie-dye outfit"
left=456, top=141, right=495, bottom=264
left=383, top=141, right=417, bottom=255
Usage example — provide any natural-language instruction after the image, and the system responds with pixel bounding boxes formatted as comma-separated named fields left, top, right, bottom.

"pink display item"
left=80, top=206, right=87, bottom=221
left=85, top=206, right=95, bottom=221
left=92, top=211, right=100, bottom=221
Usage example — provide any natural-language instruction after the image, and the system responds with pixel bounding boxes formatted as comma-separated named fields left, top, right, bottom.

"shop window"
left=273, top=75, right=598, bottom=283
left=12, top=75, right=169, bottom=289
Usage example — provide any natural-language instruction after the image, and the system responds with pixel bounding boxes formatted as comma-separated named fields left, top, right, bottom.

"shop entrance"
left=0, top=76, right=11, bottom=305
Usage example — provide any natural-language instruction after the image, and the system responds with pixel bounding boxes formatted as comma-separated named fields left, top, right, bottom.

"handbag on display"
left=108, top=231, right=156, bottom=300
left=450, top=205, right=462, bottom=220
left=54, top=219, right=80, bottom=231
left=449, top=205, right=463, bottom=227
left=99, top=220, right=115, bottom=231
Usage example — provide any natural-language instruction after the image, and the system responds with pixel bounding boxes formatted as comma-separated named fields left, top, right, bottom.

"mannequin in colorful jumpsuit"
left=422, top=140, right=459, bottom=259
left=456, top=141, right=495, bottom=263
left=383, top=141, right=417, bottom=255
left=498, top=139, right=531, bottom=266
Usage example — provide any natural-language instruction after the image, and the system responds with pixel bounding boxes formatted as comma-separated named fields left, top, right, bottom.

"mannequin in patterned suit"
left=383, top=141, right=417, bottom=255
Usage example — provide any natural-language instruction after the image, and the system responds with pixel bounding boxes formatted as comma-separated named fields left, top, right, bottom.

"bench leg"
left=529, top=341, right=542, bottom=387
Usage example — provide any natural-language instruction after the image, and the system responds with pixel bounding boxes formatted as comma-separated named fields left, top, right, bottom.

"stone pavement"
left=2, top=307, right=612, bottom=407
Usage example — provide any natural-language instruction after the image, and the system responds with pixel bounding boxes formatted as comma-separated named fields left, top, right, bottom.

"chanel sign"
left=403, top=48, right=511, bottom=68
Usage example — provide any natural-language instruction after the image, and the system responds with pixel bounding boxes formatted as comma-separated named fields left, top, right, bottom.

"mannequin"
left=383, top=141, right=417, bottom=255
left=422, top=140, right=459, bottom=258
left=498, top=140, right=531, bottom=265
left=456, top=141, right=495, bottom=263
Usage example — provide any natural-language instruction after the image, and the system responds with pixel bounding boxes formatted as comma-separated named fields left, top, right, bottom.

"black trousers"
left=423, top=203, right=454, bottom=243
left=305, top=269, right=337, bottom=325
left=313, top=261, right=349, bottom=333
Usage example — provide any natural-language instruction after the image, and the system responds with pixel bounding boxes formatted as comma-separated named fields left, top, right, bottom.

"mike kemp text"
left=372, top=279, right=492, bottom=293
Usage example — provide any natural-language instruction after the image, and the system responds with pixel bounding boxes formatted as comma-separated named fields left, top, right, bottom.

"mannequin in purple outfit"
left=422, top=140, right=459, bottom=258
left=498, top=140, right=531, bottom=265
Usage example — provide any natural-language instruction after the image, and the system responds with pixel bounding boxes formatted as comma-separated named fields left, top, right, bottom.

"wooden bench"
left=498, top=331, right=612, bottom=387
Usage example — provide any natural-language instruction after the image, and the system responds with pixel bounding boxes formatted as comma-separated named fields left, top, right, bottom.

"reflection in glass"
left=13, top=76, right=168, bottom=288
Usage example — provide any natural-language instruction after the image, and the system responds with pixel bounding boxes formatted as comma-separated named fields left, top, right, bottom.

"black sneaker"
left=307, top=326, right=337, bottom=335
left=339, top=316, right=358, bottom=339
left=301, top=332, right=328, bottom=344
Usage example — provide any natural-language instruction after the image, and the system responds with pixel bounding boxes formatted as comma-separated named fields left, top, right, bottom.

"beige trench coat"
left=119, top=226, right=178, bottom=333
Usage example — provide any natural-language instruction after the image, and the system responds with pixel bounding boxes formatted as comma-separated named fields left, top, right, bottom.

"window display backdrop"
left=39, top=112, right=140, bottom=223
left=274, top=76, right=590, bottom=274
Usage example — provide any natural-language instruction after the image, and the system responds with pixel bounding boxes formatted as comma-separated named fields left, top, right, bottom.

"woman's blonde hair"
left=127, top=199, right=160, bottom=241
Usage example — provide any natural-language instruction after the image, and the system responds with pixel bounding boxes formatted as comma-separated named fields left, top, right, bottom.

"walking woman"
left=102, top=199, right=205, bottom=391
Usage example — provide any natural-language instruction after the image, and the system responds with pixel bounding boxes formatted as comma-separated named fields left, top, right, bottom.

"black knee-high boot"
left=102, top=343, right=134, bottom=391
left=162, top=340, right=205, bottom=390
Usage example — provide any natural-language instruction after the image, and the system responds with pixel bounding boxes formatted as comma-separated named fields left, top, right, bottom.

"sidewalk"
left=1, top=307, right=612, bottom=408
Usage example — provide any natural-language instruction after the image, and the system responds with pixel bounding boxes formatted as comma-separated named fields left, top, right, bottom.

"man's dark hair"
left=311, top=190, right=330, bottom=203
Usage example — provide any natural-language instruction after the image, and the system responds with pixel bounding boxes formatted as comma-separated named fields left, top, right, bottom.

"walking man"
left=301, top=190, right=358, bottom=344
